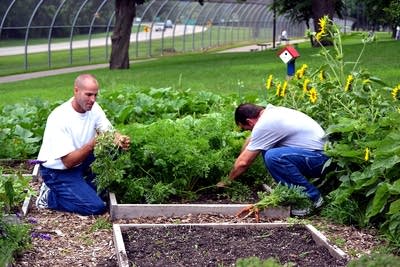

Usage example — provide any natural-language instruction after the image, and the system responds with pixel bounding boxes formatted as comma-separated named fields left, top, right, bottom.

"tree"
left=110, top=0, right=138, bottom=69
left=271, top=0, right=344, bottom=46
left=383, top=0, right=400, bottom=38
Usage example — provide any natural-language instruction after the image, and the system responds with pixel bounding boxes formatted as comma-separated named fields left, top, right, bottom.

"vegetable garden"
left=1, top=17, right=400, bottom=264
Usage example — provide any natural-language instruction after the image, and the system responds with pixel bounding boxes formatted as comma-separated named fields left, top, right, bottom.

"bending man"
left=218, top=103, right=328, bottom=216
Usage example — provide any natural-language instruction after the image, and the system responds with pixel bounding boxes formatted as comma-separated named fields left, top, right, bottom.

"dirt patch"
left=122, top=224, right=348, bottom=266
left=0, top=159, right=34, bottom=173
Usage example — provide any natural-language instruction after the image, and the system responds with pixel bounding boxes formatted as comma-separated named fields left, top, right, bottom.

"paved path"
left=0, top=25, right=198, bottom=56
left=0, top=59, right=155, bottom=84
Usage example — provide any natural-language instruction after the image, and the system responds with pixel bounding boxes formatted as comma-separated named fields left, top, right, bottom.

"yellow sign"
left=144, top=25, right=150, bottom=32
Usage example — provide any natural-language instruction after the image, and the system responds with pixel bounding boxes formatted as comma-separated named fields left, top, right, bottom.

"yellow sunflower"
left=309, top=87, right=318, bottom=104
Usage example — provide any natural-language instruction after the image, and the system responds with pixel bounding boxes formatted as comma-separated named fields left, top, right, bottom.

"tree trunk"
left=110, top=0, right=135, bottom=69
left=311, top=0, right=336, bottom=47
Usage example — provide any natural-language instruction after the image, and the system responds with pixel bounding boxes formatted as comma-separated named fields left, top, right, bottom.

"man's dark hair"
left=234, top=103, right=265, bottom=125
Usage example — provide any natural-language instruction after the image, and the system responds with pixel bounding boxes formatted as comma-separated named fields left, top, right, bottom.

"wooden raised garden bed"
left=113, top=223, right=348, bottom=267
left=109, top=192, right=290, bottom=221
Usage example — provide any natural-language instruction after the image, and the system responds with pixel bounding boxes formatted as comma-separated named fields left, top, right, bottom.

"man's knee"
left=79, top=201, right=106, bottom=216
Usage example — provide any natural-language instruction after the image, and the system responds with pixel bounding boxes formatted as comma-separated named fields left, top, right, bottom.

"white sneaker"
left=36, top=182, right=50, bottom=209
left=313, top=196, right=324, bottom=209
left=291, top=196, right=324, bottom=217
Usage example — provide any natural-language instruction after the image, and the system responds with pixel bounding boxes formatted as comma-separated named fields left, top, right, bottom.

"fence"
left=0, top=0, right=308, bottom=74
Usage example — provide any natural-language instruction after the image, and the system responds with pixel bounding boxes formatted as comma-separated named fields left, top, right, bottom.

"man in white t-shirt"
left=217, top=103, right=328, bottom=216
left=35, top=74, right=130, bottom=215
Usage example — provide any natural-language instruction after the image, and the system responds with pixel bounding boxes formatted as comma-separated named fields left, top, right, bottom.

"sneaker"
left=291, top=196, right=324, bottom=217
left=36, top=182, right=50, bottom=209
left=313, top=196, right=324, bottom=209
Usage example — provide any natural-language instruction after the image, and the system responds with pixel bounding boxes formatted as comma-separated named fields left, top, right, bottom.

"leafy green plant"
left=0, top=215, right=31, bottom=266
left=223, top=181, right=252, bottom=203
left=347, top=252, right=400, bottom=267
left=260, top=16, right=400, bottom=248
left=0, top=169, right=34, bottom=213
left=0, top=99, right=53, bottom=159
left=92, top=131, right=132, bottom=193
left=237, top=184, right=311, bottom=222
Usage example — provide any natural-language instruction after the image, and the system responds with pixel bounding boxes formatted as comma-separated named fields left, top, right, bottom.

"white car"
left=165, top=20, right=173, bottom=28
left=154, top=22, right=165, bottom=32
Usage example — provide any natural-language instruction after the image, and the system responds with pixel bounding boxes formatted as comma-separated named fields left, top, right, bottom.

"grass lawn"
left=0, top=32, right=399, bottom=108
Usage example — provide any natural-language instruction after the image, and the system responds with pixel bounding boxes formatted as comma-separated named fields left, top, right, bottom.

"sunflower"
left=344, top=74, right=354, bottom=91
left=309, top=87, right=318, bottom=104
left=266, top=74, right=273, bottom=89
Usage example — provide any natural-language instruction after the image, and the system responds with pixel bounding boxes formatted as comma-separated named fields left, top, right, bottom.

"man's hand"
left=216, top=177, right=232, bottom=188
left=115, top=133, right=131, bottom=150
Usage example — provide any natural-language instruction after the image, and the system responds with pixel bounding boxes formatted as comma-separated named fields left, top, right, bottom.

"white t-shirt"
left=247, top=104, right=326, bottom=152
left=37, top=98, right=112, bottom=169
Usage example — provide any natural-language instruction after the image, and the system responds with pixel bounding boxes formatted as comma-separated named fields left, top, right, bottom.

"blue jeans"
left=39, top=153, right=106, bottom=215
left=262, top=147, right=328, bottom=202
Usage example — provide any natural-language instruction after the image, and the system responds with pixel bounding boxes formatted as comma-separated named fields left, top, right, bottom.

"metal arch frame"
left=262, top=9, right=274, bottom=42
left=243, top=4, right=258, bottom=40
left=221, top=3, right=236, bottom=45
left=233, top=3, right=248, bottom=42
left=236, top=2, right=254, bottom=42
left=69, top=0, right=91, bottom=65
left=199, top=2, right=217, bottom=49
left=226, top=4, right=242, bottom=43
left=171, top=1, right=191, bottom=51
left=134, top=0, right=157, bottom=58
left=159, top=0, right=180, bottom=56
left=88, top=0, right=110, bottom=63
left=251, top=4, right=265, bottom=41
left=207, top=2, right=226, bottom=48
left=23, top=0, right=45, bottom=70
left=189, top=2, right=207, bottom=51
left=0, top=0, right=310, bottom=72
left=216, top=3, right=232, bottom=47
left=231, top=2, right=246, bottom=42
left=0, top=0, right=17, bottom=39
left=47, top=0, right=68, bottom=68
left=148, top=0, right=169, bottom=57
left=105, top=11, right=115, bottom=61
left=182, top=2, right=201, bottom=52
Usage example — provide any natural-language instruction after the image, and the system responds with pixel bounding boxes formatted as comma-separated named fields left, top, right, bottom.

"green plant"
left=0, top=169, right=34, bottom=213
left=347, top=252, right=400, bottom=267
left=237, top=184, right=311, bottom=221
left=235, top=256, right=293, bottom=267
left=90, top=217, right=112, bottom=232
left=92, top=131, right=132, bottom=193
left=260, top=16, right=400, bottom=248
left=0, top=215, right=31, bottom=266
left=223, top=181, right=252, bottom=203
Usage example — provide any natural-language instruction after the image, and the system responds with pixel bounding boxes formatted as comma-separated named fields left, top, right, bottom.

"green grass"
left=0, top=32, right=399, bottom=108
left=0, top=26, right=266, bottom=76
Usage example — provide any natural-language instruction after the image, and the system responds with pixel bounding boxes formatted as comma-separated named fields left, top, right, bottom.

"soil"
left=0, top=159, right=34, bottom=174
left=10, top=180, right=386, bottom=267
left=122, top=225, right=348, bottom=266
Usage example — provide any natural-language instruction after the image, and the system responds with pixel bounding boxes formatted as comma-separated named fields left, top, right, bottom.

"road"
left=0, top=24, right=201, bottom=56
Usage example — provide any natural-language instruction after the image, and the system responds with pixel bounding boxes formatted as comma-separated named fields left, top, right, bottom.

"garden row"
left=1, top=18, right=400, bottom=264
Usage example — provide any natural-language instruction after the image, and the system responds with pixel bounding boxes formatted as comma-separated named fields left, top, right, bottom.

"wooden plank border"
left=109, top=192, right=290, bottom=221
left=112, top=223, right=348, bottom=267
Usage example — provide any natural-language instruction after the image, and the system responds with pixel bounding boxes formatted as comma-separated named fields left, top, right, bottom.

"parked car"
left=154, top=22, right=165, bottom=32
left=165, top=20, right=173, bottom=28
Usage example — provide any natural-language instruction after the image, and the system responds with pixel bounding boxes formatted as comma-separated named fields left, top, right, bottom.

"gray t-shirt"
left=247, top=104, right=326, bottom=152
